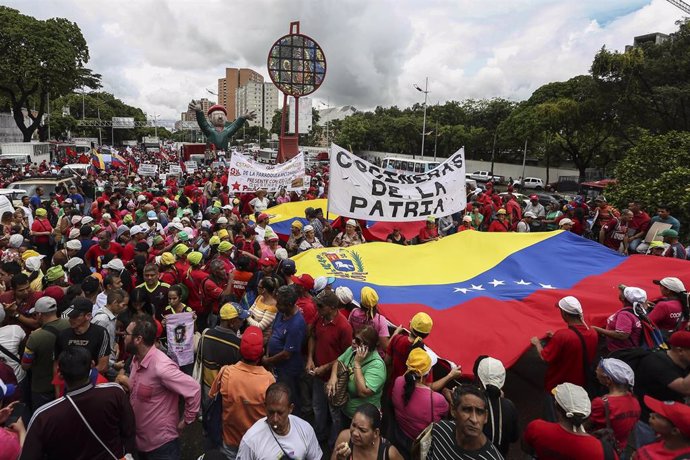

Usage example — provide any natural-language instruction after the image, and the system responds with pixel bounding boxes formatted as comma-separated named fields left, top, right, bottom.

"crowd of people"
left=0, top=146, right=688, bottom=460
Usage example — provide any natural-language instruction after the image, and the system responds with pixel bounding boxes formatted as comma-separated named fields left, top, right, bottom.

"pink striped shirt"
left=129, top=346, right=201, bottom=452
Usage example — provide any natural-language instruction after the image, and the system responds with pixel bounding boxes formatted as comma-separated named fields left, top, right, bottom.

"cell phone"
left=4, top=402, right=25, bottom=427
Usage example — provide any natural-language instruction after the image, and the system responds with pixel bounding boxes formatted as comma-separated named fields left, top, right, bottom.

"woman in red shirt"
left=587, top=358, right=640, bottom=452
left=488, top=209, right=511, bottom=232
left=30, top=208, right=54, bottom=258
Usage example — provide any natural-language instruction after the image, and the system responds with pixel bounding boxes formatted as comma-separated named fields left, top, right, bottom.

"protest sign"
left=137, top=163, right=158, bottom=177
left=184, top=161, right=197, bottom=172
left=328, top=143, right=466, bottom=221
left=168, top=164, right=182, bottom=175
left=227, top=152, right=306, bottom=192
left=165, top=312, right=195, bottom=366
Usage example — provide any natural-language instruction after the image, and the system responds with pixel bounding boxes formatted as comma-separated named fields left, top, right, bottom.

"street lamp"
left=413, top=77, right=429, bottom=161
left=318, top=100, right=331, bottom=147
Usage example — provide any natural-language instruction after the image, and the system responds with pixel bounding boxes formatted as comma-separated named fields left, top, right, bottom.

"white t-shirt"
left=516, top=221, right=531, bottom=233
left=0, top=325, right=26, bottom=383
left=254, top=224, right=273, bottom=243
left=237, top=415, right=322, bottom=460
left=250, top=197, right=270, bottom=213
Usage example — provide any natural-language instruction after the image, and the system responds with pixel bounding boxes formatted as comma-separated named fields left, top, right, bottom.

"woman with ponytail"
left=523, top=383, right=611, bottom=459
left=391, top=348, right=449, bottom=457
left=473, top=356, right=519, bottom=457
left=648, top=277, right=689, bottom=334
left=593, top=285, right=648, bottom=354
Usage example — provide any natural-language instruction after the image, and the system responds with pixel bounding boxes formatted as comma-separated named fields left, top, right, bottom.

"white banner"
left=137, top=163, right=158, bottom=176
left=168, top=164, right=182, bottom=175
left=227, top=152, right=306, bottom=193
left=184, top=161, right=197, bottom=172
left=328, top=144, right=466, bottom=221
left=112, top=117, right=135, bottom=129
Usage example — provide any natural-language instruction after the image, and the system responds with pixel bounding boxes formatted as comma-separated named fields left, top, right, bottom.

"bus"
left=381, top=157, right=441, bottom=174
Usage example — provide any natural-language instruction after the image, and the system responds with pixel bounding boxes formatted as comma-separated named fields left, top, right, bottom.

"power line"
left=666, top=0, right=690, bottom=15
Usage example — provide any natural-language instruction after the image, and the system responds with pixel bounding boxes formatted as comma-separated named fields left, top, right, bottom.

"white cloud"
left=5, top=0, right=682, bottom=121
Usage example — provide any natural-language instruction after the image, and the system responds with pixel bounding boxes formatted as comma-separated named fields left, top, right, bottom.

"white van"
left=59, top=164, right=90, bottom=177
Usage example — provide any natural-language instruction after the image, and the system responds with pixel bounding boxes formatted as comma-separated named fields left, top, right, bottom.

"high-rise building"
left=216, top=68, right=263, bottom=122
left=235, top=81, right=280, bottom=130
left=180, top=98, right=215, bottom=122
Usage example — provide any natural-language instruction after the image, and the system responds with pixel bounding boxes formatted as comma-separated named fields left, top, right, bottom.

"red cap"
left=155, top=319, right=163, bottom=339
left=240, top=326, right=264, bottom=361
left=529, top=194, right=538, bottom=200
left=207, top=104, right=227, bottom=116
left=43, top=286, right=65, bottom=303
left=257, top=213, right=269, bottom=222
left=644, top=395, right=690, bottom=437
left=291, top=274, right=315, bottom=291
left=669, top=330, right=690, bottom=349
left=259, top=255, right=277, bottom=267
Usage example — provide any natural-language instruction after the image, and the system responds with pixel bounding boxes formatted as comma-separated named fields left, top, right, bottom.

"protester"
left=593, top=286, right=647, bottom=353
left=20, top=346, right=136, bottom=460
left=237, top=382, right=322, bottom=459
left=209, top=326, right=275, bottom=459
left=427, top=384, right=504, bottom=459
left=349, top=287, right=390, bottom=353
left=332, top=403, right=404, bottom=460
left=635, top=396, right=690, bottom=459
left=647, top=277, right=688, bottom=334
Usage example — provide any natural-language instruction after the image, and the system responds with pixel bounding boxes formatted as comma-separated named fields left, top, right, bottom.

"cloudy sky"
left=6, top=0, right=683, bottom=123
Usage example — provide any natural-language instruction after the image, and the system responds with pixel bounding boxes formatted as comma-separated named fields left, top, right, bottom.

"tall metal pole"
left=433, top=117, right=439, bottom=161
left=420, top=77, right=428, bottom=161
left=521, top=139, right=528, bottom=186
left=490, top=129, right=498, bottom=176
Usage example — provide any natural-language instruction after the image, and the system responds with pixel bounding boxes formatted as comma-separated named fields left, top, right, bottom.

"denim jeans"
left=140, top=438, right=181, bottom=460
left=312, top=378, right=343, bottom=448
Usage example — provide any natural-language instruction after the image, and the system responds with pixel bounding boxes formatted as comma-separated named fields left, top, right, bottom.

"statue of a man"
left=188, top=100, right=256, bottom=152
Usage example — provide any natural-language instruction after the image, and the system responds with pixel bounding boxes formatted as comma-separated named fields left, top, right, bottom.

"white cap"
left=64, top=257, right=84, bottom=271
left=559, top=218, right=574, bottom=226
left=275, top=248, right=288, bottom=260
left=304, top=225, right=314, bottom=233
left=462, top=215, right=472, bottom=223
left=477, top=357, right=506, bottom=390
left=335, top=286, right=354, bottom=304
left=346, top=219, right=357, bottom=227
left=524, top=211, right=537, bottom=218
left=222, top=204, right=233, bottom=210
left=137, top=194, right=147, bottom=202
left=25, top=255, right=45, bottom=273
left=655, top=277, right=687, bottom=294
left=65, top=240, right=82, bottom=251
left=169, top=222, right=184, bottom=231
left=63, top=198, right=73, bottom=204
left=130, top=225, right=143, bottom=236
left=623, top=286, right=647, bottom=307
left=104, top=258, right=125, bottom=272
left=558, top=296, right=583, bottom=316
left=68, top=228, right=80, bottom=239
left=553, top=383, right=591, bottom=420
left=81, top=216, right=94, bottom=225
left=101, top=213, right=111, bottom=220
left=217, top=216, right=228, bottom=224
left=71, top=215, right=83, bottom=225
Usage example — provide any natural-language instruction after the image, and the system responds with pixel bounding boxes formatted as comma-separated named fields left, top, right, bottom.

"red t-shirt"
left=183, top=269, right=208, bottom=312
left=488, top=219, right=510, bottom=232
left=200, top=276, right=227, bottom=314
left=387, top=334, right=413, bottom=392
left=524, top=420, right=607, bottom=460
left=635, top=441, right=690, bottom=459
left=602, top=217, right=628, bottom=250
left=418, top=226, right=438, bottom=241
left=121, top=241, right=136, bottom=263
left=159, top=269, right=179, bottom=287
left=589, top=394, right=640, bottom=451
left=296, top=296, right=318, bottom=326
left=85, top=242, right=123, bottom=270
left=541, top=325, right=598, bottom=392
left=313, top=313, right=353, bottom=381
left=31, top=218, right=53, bottom=245
left=648, top=299, right=684, bottom=331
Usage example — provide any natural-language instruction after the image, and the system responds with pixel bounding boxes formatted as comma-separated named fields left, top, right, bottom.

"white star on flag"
left=470, top=284, right=485, bottom=291
left=489, top=279, right=505, bottom=287
left=453, top=287, right=471, bottom=294
left=539, top=283, right=556, bottom=289
left=515, top=279, right=532, bottom=285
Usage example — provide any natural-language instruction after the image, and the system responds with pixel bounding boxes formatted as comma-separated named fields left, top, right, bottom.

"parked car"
left=6, top=177, right=77, bottom=206
left=469, top=171, right=504, bottom=184
left=519, top=177, right=544, bottom=190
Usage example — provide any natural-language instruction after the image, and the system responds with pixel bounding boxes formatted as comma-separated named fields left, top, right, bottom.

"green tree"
left=606, top=131, right=690, bottom=236
left=0, top=7, right=100, bottom=141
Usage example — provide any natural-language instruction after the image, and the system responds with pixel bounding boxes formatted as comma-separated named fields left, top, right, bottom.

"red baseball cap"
left=669, top=331, right=690, bottom=349
left=291, top=274, right=315, bottom=291
left=43, top=285, right=65, bottom=303
left=257, top=213, right=269, bottom=222
left=644, top=395, right=690, bottom=437
left=240, top=326, right=264, bottom=361
left=258, top=255, right=277, bottom=267
left=529, top=194, right=538, bottom=200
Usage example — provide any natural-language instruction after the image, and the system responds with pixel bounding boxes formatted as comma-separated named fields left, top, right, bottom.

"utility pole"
left=414, top=77, right=429, bottom=161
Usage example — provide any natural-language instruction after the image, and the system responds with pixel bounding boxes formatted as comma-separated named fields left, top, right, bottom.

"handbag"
left=591, top=396, right=619, bottom=455
left=410, top=387, right=436, bottom=460
left=66, top=394, right=133, bottom=460
left=328, top=358, right=351, bottom=408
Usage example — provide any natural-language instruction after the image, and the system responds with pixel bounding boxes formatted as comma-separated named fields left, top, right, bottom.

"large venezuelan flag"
left=292, top=231, right=690, bottom=370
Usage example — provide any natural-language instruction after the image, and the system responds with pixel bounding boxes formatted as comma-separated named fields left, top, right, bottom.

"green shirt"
left=195, top=110, right=247, bottom=151
left=337, top=347, right=387, bottom=418
left=24, top=318, right=70, bottom=393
